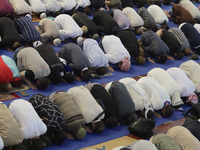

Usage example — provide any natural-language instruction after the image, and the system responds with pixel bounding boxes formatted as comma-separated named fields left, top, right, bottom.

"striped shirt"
left=168, top=27, right=190, bottom=51
left=15, top=15, right=41, bottom=42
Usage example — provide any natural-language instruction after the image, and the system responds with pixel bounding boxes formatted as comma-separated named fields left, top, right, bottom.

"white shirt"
left=42, top=0, right=62, bottom=12
left=179, top=0, right=200, bottom=19
left=138, top=76, right=171, bottom=110
left=102, top=35, right=130, bottom=64
left=83, top=38, right=109, bottom=68
left=147, top=5, right=169, bottom=24
left=28, top=0, right=46, bottom=13
left=67, top=86, right=105, bottom=123
left=54, top=14, right=83, bottom=40
left=179, top=60, right=200, bottom=93
left=147, top=68, right=183, bottom=106
left=122, top=7, right=144, bottom=27
left=8, top=99, right=47, bottom=139
left=194, top=23, right=200, bottom=34
left=76, top=0, right=90, bottom=8
left=57, top=0, right=78, bottom=11
left=9, top=0, right=32, bottom=15
left=0, top=137, right=4, bottom=150
left=119, top=77, right=151, bottom=111
left=167, top=67, right=195, bottom=97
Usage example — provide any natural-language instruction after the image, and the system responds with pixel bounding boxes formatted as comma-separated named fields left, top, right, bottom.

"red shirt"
left=0, top=57, right=13, bottom=84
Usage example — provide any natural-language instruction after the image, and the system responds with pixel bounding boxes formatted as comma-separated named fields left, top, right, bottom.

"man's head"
left=50, top=130, right=66, bottom=145
left=161, top=102, right=174, bottom=117
left=63, top=72, right=75, bottom=83
left=12, top=77, right=22, bottom=87
left=74, top=127, right=86, bottom=140
left=0, top=82, right=12, bottom=92
left=118, top=57, right=131, bottom=72
left=96, top=66, right=108, bottom=75
left=105, top=116, right=119, bottom=128
left=183, top=47, right=193, bottom=56
left=80, top=70, right=92, bottom=82
left=157, top=55, right=167, bottom=63
left=173, top=51, right=184, bottom=60
left=28, top=138, right=46, bottom=150
left=36, top=77, right=50, bottom=90
left=49, top=71, right=62, bottom=84
left=90, top=121, right=105, bottom=133
left=135, top=27, right=143, bottom=35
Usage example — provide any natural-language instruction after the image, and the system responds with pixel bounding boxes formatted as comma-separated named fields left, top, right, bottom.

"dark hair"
left=80, top=70, right=91, bottom=82
left=124, top=113, right=138, bottom=125
left=158, top=55, right=167, bottom=64
left=90, top=121, right=105, bottom=133
left=111, top=26, right=119, bottom=35
left=50, top=131, right=66, bottom=145
left=161, top=24, right=169, bottom=30
left=53, top=11, right=62, bottom=17
left=36, top=77, right=49, bottom=90
left=183, top=47, right=192, bottom=56
left=63, top=72, right=75, bottom=83
left=105, top=116, right=118, bottom=128
left=25, top=70, right=35, bottom=81
left=174, top=51, right=184, bottom=60
left=96, top=67, right=107, bottom=75
left=151, top=25, right=159, bottom=32
left=8, top=143, right=28, bottom=150
left=84, top=6, right=92, bottom=15
left=28, top=138, right=46, bottom=150
left=162, top=105, right=174, bottom=117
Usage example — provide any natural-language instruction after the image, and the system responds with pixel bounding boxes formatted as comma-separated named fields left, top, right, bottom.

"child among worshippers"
left=137, top=7, right=158, bottom=32
left=100, top=35, right=131, bottom=72
left=147, top=4, right=169, bottom=30
left=76, top=0, right=92, bottom=15
left=67, top=86, right=106, bottom=134
left=26, top=0, right=47, bottom=19
left=0, top=103, right=23, bottom=149
left=8, top=99, right=47, bottom=150
left=37, top=18, right=61, bottom=46
left=167, top=126, right=200, bottom=150
left=150, top=133, right=181, bottom=150
left=54, top=14, right=83, bottom=42
left=179, top=60, right=200, bottom=93
left=138, top=76, right=173, bottom=118
left=105, top=0, right=122, bottom=11
left=33, top=41, right=64, bottom=84
left=49, top=91, right=87, bottom=140
left=120, top=0, right=133, bottom=8
left=147, top=68, right=183, bottom=108
left=28, top=94, right=66, bottom=145
left=156, top=29, right=183, bottom=60
left=119, top=77, right=154, bottom=119
left=0, top=0, right=14, bottom=17
left=58, top=57, right=75, bottom=83
left=122, top=7, right=144, bottom=35
left=40, top=0, right=62, bottom=17
left=85, top=83, right=119, bottom=128
left=105, top=81, right=138, bottom=125
left=1, top=55, right=22, bottom=88
left=168, top=27, right=193, bottom=56
left=9, top=0, right=32, bottom=16
left=93, top=10, right=120, bottom=36
left=179, top=0, right=200, bottom=20
left=13, top=46, right=51, bottom=90
left=77, top=37, right=114, bottom=75
left=140, top=30, right=172, bottom=64
left=0, top=17, right=22, bottom=51
left=163, top=4, right=194, bottom=24
left=58, top=43, right=92, bottom=82
left=14, top=14, right=42, bottom=46
left=116, top=30, right=146, bottom=65
left=179, top=22, right=200, bottom=53
left=109, top=9, right=131, bottom=31
left=89, top=0, right=105, bottom=11
left=167, top=67, right=197, bottom=104
left=57, top=0, right=78, bottom=15
left=112, top=140, right=157, bottom=150
left=72, top=12, right=99, bottom=40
